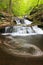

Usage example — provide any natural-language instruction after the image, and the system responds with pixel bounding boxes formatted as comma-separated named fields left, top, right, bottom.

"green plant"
left=0, top=0, right=43, bottom=17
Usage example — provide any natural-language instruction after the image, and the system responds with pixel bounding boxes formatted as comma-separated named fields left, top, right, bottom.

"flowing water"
left=1, top=19, right=43, bottom=56
left=2, top=19, right=43, bottom=36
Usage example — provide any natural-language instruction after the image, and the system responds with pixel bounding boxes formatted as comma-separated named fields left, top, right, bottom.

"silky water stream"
left=0, top=18, right=43, bottom=57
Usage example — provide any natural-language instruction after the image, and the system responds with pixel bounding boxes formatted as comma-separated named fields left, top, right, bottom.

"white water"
left=1, top=19, right=43, bottom=56
left=2, top=19, right=43, bottom=36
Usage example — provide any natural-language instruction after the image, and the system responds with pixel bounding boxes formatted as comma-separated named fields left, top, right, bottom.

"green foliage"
left=12, top=0, right=38, bottom=16
left=0, top=0, right=9, bottom=11
left=0, top=0, right=43, bottom=17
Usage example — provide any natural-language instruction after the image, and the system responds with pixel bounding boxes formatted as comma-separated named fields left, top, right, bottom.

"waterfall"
left=1, top=19, right=43, bottom=56
left=2, top=19, right=43, bottom=36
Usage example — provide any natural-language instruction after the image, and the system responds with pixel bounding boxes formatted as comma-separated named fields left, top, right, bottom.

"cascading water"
left=1, top=18, right=43, bottom=56
left=2, top=19, right=43, bottom=36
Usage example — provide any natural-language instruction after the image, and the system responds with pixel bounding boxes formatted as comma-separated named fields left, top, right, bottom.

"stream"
left=0, top=19, right=43, bottom=56
left=2, top=19, right=43, bottom=36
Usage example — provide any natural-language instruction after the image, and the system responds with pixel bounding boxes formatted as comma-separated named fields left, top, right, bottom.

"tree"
left=8, top=0, right=12, bottom=13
